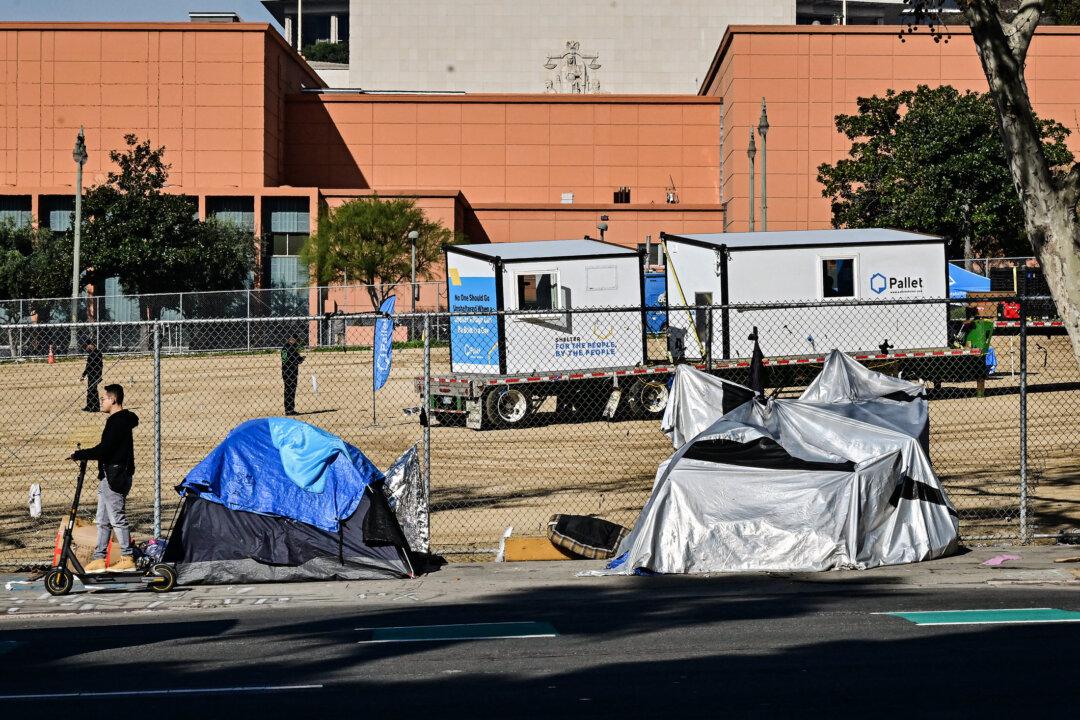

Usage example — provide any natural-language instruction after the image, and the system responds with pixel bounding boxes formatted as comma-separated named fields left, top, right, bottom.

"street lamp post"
left=408, top=230, right=419, bottom=338
left=758, top=98, right=769, bottom=232
left=747, top=128, right=756, bottom=232
left=70, top=127, right=88, bottom=350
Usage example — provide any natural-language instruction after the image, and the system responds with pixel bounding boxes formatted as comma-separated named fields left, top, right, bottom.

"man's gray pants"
left=94, top=479, right=133, bottom=559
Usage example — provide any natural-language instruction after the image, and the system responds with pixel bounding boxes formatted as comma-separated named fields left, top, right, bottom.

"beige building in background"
left=347, top=0, right=794, bottom=93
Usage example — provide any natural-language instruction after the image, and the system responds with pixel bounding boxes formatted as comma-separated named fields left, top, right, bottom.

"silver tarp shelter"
left=610, top=351, right=958, bottom=574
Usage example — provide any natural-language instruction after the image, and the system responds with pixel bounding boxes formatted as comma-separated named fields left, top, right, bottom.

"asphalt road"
left=1, top=575, right=1078, bottom=718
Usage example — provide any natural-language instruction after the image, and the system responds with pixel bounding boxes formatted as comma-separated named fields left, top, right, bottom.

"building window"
left=517, top=272, right=559, bottom=311
left=821, top=258, right=855, bottom=298
left=270, top=233, right=309, bottom=288
left=207, top=196, right=255, bottom=231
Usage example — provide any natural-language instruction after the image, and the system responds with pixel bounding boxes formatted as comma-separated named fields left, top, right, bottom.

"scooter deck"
left=78, top=571, right=156, bottom=584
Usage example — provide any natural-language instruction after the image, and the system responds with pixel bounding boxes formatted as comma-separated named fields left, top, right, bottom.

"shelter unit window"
left=821, top=258, right=856, bottom=298
left=516, top=271, right=560, bottom=311
left=586, top=265, right=617, bottom=292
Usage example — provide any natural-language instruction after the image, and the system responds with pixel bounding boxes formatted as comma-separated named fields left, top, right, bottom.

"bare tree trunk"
left=964, top=0, right=1080, bottom=367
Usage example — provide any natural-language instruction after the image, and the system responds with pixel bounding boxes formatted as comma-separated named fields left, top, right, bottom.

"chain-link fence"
left=0, top=282, right=449, bottom=358
left=1, top=296, right=1076, bottom=568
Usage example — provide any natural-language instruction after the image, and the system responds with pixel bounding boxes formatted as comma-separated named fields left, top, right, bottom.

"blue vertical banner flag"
left=374, top=295, right=397, bottom=391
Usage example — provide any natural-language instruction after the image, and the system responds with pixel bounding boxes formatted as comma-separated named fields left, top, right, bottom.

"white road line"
left=359, top=633, right=558, bottom=644
left=354, top=621, right=546, bottom=631
left=0, top=684, right=324, bottom=701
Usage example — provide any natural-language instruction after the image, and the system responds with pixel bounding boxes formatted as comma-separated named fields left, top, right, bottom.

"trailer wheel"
left=45, top=567, right=73, bottom=596
left=149, top=564, right=177, bottom=593
left=484, top=387, right=532, bottom=427
left=627, top=379, right=669, bottom=418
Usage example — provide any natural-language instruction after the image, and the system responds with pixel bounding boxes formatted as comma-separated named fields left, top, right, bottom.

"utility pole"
left=70, top=127, right=88, bottom=350
left=758, top=98, right=769, bottom=232
left=747, top=127, right=756, bottom=232
left=409, top=229, right=419, bottom=339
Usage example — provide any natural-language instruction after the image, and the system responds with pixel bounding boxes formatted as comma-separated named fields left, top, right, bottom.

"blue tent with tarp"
left=164, top=418, right=413, bottom=584
left=948, top=263, right=991, bottom=299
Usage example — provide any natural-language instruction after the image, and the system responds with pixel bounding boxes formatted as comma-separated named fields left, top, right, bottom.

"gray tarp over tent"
left=609, top=351, right=958, bottom=574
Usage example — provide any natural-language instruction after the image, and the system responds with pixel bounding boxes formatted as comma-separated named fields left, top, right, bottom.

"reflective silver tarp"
left=383, top=445, right=430, bottom=554
left=661, top=365, right=754, bottom=449
left=610, top=351, right=957, bottom=574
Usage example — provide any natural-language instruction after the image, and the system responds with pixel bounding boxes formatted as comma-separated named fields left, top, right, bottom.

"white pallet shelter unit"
left=660, top=228, right=949, bottom=360
left=445, top=239, right=646, bottom=375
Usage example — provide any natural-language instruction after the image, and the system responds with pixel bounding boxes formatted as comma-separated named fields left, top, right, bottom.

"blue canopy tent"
left=948, top=263, right=991, bottom=299
left=164, top=418, right=413, bottom=584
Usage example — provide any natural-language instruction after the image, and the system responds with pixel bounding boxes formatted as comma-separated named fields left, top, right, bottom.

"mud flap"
left=466, top=398, right=483, bottom=430
left=602, top=387, right=622, bottom=420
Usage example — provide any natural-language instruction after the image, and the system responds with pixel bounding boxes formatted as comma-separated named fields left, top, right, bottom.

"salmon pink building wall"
left=283, top=94, right=727, bottom=247
left=0, top=23, right=323, bottom=195
left=284, top=95, right=722, bottom=205
left=704, top=25, right=1080, bottom=232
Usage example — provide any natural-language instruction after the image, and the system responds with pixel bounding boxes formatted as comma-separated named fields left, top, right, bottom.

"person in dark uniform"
left=280, top=334, right=305, bottom=415
left=80, top=340, right=104, bottom=412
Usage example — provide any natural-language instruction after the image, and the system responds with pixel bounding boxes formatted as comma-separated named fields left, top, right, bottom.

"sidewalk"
left=2, top=544, right=1077, bottom=618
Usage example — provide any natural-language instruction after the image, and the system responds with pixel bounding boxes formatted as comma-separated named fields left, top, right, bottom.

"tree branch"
left=1003, top=0, right=1044, bottom=62
left=1059, top=162, right=1080, bottom=208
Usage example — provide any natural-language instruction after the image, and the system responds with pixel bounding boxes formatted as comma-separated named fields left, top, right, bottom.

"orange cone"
left=47, top=344, right=55, bottom=364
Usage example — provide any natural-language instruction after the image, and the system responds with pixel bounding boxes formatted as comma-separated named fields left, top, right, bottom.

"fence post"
left=422, top=313, right=431, bottom=544
left=245, top=290, right=251, bottom=351
left=706, top=306, right=714, bottom=371
left=179, top=293, right=184, bottom=351
left=153, top=321, right=162, bottom=538
left=17, top=298, right=22, bottom=357
left=1018, top=288, right=1029, bottom=544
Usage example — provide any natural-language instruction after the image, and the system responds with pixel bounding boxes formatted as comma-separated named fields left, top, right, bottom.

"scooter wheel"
left=149, top=563, right=176, bottom=593
left=45, top=567, right=73, bottom=596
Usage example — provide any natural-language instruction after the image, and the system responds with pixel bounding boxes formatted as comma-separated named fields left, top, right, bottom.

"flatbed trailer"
left=419, top=347, right=985, bottom=430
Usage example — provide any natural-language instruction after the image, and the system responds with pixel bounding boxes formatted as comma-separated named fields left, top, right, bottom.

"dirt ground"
left=1, top=333, right=1077, bottom=566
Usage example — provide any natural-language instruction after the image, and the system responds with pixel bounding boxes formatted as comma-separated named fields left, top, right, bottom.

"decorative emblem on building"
left=544, top=41, right=601, bottom=94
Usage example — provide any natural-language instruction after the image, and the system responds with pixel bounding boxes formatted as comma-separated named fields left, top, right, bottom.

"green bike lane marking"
left=879, top=608, right=1080, bottom=626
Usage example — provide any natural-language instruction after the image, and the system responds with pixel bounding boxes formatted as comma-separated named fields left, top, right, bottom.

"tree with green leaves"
left=0, top=220, right=73, bottom=320
left=80, top=135, right=254, bottom=318
left=903, top=1, right=1080, bottom=365
left=302, top=196, right=460, bottom=308
left=818, top=84, right=1073, bottom=258
left=303, top=40, right=348, bottom=64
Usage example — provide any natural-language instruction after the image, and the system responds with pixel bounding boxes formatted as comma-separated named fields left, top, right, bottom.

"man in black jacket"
left=80, top=340, right=103, bottom=412
left=281, top=334, right=305, bottom=415
left=70, top=384, right=139, bottom=573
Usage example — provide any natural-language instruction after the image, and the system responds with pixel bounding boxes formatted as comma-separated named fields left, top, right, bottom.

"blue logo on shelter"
left=870, top=273, right=887, bottom=294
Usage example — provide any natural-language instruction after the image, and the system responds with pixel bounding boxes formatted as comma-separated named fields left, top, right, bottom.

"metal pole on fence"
left=153, top=322, right=162, bottom=538
left=706, top=306, right=714, bottom=371
left=422, top=314, right=431, bottom=542
left=1018, top=287, right=1029, bottom=543
left=179, top=293, right=184, bottom=351
left=245, top=290, right=251, bottom=351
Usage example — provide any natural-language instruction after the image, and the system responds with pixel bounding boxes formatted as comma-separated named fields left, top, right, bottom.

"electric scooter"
left=44, top=458, right=177, bottom=596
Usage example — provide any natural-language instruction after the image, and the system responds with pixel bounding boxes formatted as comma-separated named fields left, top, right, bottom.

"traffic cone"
left=47, top=344, right=55, bottom=364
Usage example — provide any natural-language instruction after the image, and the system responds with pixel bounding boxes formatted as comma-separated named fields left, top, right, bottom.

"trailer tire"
left=627, top=379, right=669, bottom=418
left=484, top=387, right=532, bottom=428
